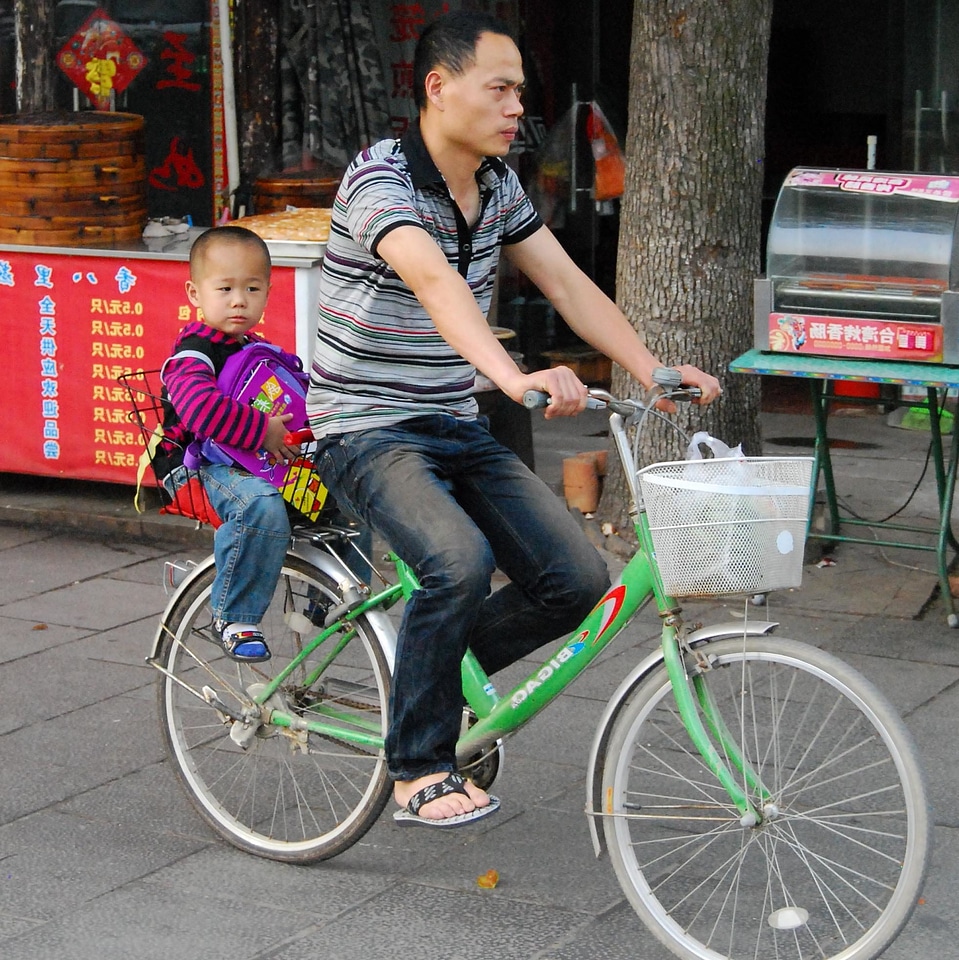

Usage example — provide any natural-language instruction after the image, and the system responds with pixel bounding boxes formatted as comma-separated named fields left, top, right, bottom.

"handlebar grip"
left=523, top=389, right=550, bottom=409
left=284, top=429, right=315, bottom=445
left=670, top=387, right=702, bottom=401
left=524, top=389, right=608, bottom=410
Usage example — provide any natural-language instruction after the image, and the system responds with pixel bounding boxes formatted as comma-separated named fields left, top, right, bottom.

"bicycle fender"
left=147, top=545, right=398, bottom=671
left=585, top=619, right=780, bottom=859
left=148, top=554, right=219, bottom=662
left=287, top=539, right=398, bottom=671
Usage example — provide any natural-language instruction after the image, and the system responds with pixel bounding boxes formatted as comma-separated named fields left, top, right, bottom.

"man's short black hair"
left=413, top=11, right=516, bottom=111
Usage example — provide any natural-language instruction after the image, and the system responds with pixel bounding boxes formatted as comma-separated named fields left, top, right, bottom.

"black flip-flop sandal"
left=393, top=772, right=500, bottom=828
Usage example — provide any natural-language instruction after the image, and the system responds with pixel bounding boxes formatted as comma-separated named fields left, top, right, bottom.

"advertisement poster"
left=3, top=249, right=296, bottom=484
left=768, top=312, right=944, bottom=363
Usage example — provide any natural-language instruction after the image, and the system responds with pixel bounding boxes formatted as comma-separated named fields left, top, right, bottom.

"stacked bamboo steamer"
left=0, top=111, right=147, bottom=246
left=252, top=167, right=341, bottom=214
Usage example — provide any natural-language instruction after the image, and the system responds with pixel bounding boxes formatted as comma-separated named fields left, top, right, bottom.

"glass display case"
left=755, top=168, right=959, bottom=363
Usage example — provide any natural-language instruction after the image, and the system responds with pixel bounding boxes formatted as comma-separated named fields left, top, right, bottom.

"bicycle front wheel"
left=157, top=554, right=392, bottom=862
left=601, top=636, right=929, bottom=960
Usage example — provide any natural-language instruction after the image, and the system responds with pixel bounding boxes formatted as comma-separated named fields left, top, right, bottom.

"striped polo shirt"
left=306, top=121, right=542, bottom=439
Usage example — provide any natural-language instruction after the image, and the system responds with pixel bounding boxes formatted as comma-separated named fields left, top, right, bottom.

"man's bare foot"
left=394, top=772, right=490, bottom=821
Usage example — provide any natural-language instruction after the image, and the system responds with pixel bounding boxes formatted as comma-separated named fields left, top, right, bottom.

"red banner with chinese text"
left=4, top=249, right=296, bottom=484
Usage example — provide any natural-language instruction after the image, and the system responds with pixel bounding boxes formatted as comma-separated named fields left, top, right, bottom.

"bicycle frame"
left=456, top=516, right=763, bottom=823
left=276, top=402, right=762, bottom=821
left=150, top=391, right=764, bottom=825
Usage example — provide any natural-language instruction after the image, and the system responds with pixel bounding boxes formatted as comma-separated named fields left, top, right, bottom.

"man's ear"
left=424, top=69, right=445, bottom=109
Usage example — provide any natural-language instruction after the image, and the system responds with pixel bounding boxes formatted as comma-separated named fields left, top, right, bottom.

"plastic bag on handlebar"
left=686, top=431, right=744, bottom=466
left=679, top=432, right=773, bottom=591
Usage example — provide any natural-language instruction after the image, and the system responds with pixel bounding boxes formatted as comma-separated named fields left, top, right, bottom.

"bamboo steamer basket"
left=253, top=167, right=342, bottom=214
left=0, top=111, right=147, bottom=246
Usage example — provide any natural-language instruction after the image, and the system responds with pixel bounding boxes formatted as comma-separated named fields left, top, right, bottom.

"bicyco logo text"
left=509, top=584, right=627, bottom=709
left=510, top=640, right=586, bottom=709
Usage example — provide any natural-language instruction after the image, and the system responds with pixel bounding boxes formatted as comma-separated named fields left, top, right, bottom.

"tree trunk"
left=14, top=0, right=55, bottom=112
left=599, top=0, right=771, bottom=535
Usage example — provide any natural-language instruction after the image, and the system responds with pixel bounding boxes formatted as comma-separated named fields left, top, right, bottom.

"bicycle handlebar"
left=286, top=367, right=701, bottom=445
left=522, top=367, right=702, bottom=414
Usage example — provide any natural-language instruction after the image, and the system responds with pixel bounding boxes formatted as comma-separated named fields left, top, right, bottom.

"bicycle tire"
left=601, top=635, right=930, bottom=960
left=157, top=553, right=392, bottom=862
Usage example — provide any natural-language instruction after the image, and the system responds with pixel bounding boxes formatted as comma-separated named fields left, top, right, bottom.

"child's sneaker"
left=213, top=620, right=271, bottom=662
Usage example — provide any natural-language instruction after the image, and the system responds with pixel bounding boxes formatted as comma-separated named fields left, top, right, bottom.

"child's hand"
left=263, top=414, right=300, bottom=463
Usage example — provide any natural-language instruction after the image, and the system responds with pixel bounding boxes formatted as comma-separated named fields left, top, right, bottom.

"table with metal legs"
left=731, top=349, right=959, bottom=625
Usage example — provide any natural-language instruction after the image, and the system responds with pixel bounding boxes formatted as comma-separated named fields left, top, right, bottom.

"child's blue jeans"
left=165, top=463, right=290, bottom=625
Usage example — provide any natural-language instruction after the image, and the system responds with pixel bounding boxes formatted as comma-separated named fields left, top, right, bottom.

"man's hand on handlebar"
left=651, top=364, right=722, bottom=413
left=670, top=364, right=722, bottom=404
left=510, top=363, right=721, bottom=418
left=507, top=365, right=589, bottom=420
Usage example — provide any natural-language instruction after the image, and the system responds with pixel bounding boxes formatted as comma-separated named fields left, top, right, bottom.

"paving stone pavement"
left=1, top=405, right=958, bottom=959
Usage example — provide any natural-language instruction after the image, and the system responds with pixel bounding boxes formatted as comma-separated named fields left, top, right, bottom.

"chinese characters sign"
left=785, top=169, right=959, bottom=203
left=3, top=250, right=297, bottom=483
left=57, top=8, right=147, bottom=111
left=379, top=2, right=518, bottom=138
left=147, top=27, right=211, bottom=198
left=54, top=1, right=224, bottom=225
left=132, top=6, right=221, bottom=224
left=382, top=2, right=446, bottom=136
left=768, top=312, right=944, bottom=363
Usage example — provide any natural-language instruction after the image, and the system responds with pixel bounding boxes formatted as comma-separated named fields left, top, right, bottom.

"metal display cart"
left=754, top=167, right=959, bottom=364
left=736, top=168, right=959, bottom=624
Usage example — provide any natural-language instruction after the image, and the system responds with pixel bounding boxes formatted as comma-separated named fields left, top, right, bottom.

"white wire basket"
left=637, top=456, right=814, bottom=597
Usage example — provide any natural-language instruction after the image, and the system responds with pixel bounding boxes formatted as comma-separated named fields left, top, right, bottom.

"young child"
left=158, top=225, right=300, bottom=662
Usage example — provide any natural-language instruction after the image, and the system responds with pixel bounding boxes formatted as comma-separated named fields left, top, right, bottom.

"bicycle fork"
left=662, top=617, right=770, bottom=826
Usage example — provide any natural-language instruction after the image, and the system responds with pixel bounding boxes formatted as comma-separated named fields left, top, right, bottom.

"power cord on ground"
left=827, top=435, right=940, bottom=577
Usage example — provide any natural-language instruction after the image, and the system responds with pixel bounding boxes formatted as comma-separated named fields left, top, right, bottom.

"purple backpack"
left=182, top=340, right=309, bottom=470
left=178, top=340, right=328, bottom=521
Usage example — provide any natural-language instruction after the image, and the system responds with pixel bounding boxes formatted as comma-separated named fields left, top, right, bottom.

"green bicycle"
left=142, top=371, right=929, bottom=960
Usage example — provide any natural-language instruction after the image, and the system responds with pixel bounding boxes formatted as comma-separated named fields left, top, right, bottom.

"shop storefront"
left=0, top=0, right=611, bottom=485
left=1, top=0, right=958, bottom=485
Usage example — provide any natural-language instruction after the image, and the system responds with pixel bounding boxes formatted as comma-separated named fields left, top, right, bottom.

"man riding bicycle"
left=306, top=10, right=721, bottom=827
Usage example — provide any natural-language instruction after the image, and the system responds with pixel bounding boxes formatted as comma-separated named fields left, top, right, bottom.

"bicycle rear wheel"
left=601, top=636, right=929, bottom=960
left=156, top=554, right=392, bottom=862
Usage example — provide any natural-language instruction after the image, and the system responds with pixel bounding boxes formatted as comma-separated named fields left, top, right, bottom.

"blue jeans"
left=315, top=415, right=610, bottom=782
left=165, top=463, right=290, bottom=624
